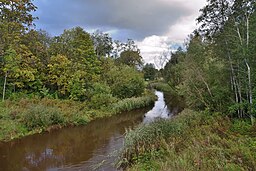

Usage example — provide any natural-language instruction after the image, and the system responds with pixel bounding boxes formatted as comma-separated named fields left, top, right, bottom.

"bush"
left=88, top=83, right=118, bottom=109
left=90, top=93, right=117, bottom=109
left=106, top=65, right=145, bottom=99
left=70, top=111, right=90, bottom=125
left=22, top=105, right=64, bottom=130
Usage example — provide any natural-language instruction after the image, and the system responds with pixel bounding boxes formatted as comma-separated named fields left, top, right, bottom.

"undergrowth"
left=118, top=109, right=256, bottom=171
left=0, top=90, right=156, bottom=142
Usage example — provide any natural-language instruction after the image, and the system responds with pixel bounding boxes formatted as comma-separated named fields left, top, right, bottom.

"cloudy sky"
left=34, top=0, right=206, bottom=67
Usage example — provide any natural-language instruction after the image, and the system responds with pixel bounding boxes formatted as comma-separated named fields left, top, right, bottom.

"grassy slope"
left=0, top=91, right=156, bottom=142
left=119, top=109, right=256, bottom=171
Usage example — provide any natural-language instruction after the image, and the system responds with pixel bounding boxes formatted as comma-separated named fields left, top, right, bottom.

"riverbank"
left=0, top=90, right=156, bottom=142
left=118, top=109, right=256, bottom=170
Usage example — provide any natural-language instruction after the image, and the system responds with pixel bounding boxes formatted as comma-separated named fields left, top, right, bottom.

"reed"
left=118, top=109, right=256, bottom=171
left=112, top=92, right=156, bottom=114
left=0, top=90, right=156, bottom=141
left=150, top=82, right=173, bottom=92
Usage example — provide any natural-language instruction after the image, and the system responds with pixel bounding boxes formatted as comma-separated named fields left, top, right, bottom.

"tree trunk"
left=246, top=14, right=249, bottom=48
left=245, top=60, right=254, bottom=125
left=3, top=72, right=7, bottom=101
left=225, top=40, right=239, bottom=116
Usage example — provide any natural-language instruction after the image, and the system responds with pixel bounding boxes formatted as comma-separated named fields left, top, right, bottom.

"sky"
left=34, top=0, right=206, bottom=67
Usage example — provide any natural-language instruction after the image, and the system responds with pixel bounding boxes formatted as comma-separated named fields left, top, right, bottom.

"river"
left=0, top=91, right=172, bottom=171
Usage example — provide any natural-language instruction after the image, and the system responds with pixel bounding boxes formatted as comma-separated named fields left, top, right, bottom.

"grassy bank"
left=118, top=109, right=256, bottom=170
left=149, top=81, right=174, bottom=93
left=0, top=90, right=156, bottom=142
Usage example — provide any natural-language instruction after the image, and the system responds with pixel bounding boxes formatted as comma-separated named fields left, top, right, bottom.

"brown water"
left=0, top=91, right=175, bottom=171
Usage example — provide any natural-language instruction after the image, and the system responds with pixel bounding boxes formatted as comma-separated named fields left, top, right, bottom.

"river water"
left=0, top=91, right=171, bottom=171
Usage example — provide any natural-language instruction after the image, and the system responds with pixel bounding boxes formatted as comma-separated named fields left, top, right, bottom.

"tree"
left=197, top=0, right=232, bottom=38
left=91, top=30, right=113, bottom=58
left=47, top=54, right=71, bottom=97
left=163, top=48, right=184, bottom=87
left=117, top=50, right=143, bottom=68
left=154, top=50, right=171, bottom=69
left=194, top=0, right=256, bottom=121
left=105, top=65, right=145, bottom=99
left=0, top=0, right=37, bottom=49
left=143, top=63, right=157, bottom=80
left=112, top=39, right=140, bottom=59
left=0, top=0, right=39, bottom=98
left=2, top=48, right=19, bottom=101
left=48, top=27, right=102, bottom=100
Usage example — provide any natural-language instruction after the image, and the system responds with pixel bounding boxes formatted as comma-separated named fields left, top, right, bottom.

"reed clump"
left=112, top=92, right=156, bottom=114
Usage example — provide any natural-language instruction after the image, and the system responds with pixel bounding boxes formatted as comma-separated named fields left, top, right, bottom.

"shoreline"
left=0, top=91, right=156, bottom=142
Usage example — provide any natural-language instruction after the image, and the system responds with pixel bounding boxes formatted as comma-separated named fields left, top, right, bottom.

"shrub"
left=106, top=65, right=145, bottom=99
left=70, top=111, right=90, bottom=125
left=22, top=105, right=64, bottom=130
left=90, top=93, right=117, bottom=109
left=88, top=83, right=118, bottom=109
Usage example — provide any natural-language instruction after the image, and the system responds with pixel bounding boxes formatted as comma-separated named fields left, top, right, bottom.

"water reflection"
left=0, top=108, right=149, bottom=171
left=143, top=91, right=170, bottom=123
left=0, top=91, right=175, bottom=171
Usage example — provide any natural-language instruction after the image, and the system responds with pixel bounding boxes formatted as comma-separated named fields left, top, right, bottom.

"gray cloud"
left=34, top=0, right=194, bottom=40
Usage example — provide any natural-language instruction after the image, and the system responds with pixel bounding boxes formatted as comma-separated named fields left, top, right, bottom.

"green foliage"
left=143, top=63, right=157, bottom=80
left=1, top=2, right=147, bottom=103
left=160, top=1, right=256, bottom=120
left=70, top=111, right=90, bottom=125
left=0, top=0, right=162, bottom=145
left=0, top=88, right=155, bottom=141
left=112, top=91, right=156, bottom=113
left=47, top=54, right=71, bottom=96
left=0, top=119, right=27, bottom=141
left=22, top=105, right=64, bottom=130
left=106, top=65, right=145, bottom=99
left=120, top=110, right=256, bottom=171
left=91, top=30, right=113, bottom=57
left=117, top=50, right=143, bottom=67
left=150, top=82, right=173, bottom=92
left=230, top=119, right=253, bottom=135
left=89, top=83, right=118, bottom=109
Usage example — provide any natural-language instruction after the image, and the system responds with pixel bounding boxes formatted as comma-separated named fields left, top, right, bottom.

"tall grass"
left=118, top=109, right=256, bottom=170
left=22, top=105, right=64, bottom=130
left=112, top=92, right=156, bottom=114
left=0, top=90, right=156, bottom=141
left=150, top=82, right=173, bottom=92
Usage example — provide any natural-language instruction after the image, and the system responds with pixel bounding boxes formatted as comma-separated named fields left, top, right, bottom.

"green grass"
left=118, top=109, right=256, bottom=170
left=0, top=90, right=156, bottom=142
left=149, top=82, right=174, bottom=93
left=112, top=91, right=156, bottom=114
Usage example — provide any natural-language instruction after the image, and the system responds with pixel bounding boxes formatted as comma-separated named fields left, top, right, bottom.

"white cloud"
left=34, top=0, right=207, bottom=68
left=137, top=35, right=178, bottom=68
left=136, top=0, right=206, bottom=67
